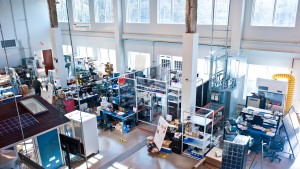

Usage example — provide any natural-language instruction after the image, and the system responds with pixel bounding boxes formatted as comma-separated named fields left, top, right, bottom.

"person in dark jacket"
left=32, top=77, right=42, bottom=96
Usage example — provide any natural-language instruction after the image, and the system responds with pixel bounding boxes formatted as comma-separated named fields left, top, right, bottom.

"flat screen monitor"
left=19, top=98, right=48, bottom=115
left=59, top=134, right=82, bottom=156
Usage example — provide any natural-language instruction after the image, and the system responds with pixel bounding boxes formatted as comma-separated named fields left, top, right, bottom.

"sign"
left=154, top=116, right=169, bottom=150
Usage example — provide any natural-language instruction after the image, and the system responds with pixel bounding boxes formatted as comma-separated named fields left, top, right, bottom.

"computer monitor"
left=112, top=103, right=119, bottom=110
left=59, top=134, right=82, bottom=156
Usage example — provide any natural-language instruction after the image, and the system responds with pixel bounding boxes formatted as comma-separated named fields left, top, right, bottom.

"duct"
left=272, top=74, right=295, bottom=113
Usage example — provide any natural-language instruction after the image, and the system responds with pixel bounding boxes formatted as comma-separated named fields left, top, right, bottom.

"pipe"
left=272, top=74, right=295, bottom=113
left=21, top=0, right=33, bottom=57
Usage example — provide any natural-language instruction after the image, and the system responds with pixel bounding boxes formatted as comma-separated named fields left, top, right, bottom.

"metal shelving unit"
left=167, top=85, right=181, bottom=120
left=181, top=107, right=214, bottom=160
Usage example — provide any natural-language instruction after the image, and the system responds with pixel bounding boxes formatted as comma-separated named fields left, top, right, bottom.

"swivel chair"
left=103, top=114, right=115, bottom=131
left=96, top=107, right=104, bottom=128
left=263, top=135, right=285, bottom=162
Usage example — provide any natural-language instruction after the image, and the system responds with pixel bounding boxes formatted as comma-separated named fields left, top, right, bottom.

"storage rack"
left=182, top=107, right=214, bottom=160
left=204, top=102, right=225, bottom=145
left=167, top=85, right=181, bottom=120
left=136, top=77, right=168, bottom=123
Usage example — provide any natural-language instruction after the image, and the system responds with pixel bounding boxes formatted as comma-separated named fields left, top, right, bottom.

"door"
left=43, top=49, right=54, bottom=75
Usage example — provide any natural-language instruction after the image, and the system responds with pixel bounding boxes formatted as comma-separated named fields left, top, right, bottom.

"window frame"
left=197, top=0, right=230, bottom=25
left=251, top=0, right=299, bottom=27
left=157, top=0, right=186, bottom=24
left=127, top=51, right=151, bottom=70
left=97, top=48, right=117, bottom=71
left=126, top=0, right=150, bottom=23
left=73, top=0, right=91, bottom=23
left=95, top=0, right=114, bottom=23
left=56, top=0, right=68, bottom=22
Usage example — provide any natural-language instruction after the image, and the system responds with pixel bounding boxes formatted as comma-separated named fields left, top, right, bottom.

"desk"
left=0, top=86, right=19, bottom=95
left=245, top=128, right=274, bottom=138
left=0, top=95, right=22, bottom=103
left=239, top=106, right=281, bottom=139
left=102, top=109, right=136, bottom=133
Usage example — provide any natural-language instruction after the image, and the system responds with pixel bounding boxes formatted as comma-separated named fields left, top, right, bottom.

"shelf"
left=168, top=100, right=181, bottom=104
left=168, top=86, right=181, bottom=90
left=183, top=139, right=210, bottom=149
left=184, top=133, right=211, bottom=142
left=207, top=116, right=224, bottom=131
left=184, top=115, right=212, bottom=126
left=168, top=93, right=180, bottom=97
left=182, top=149, right=203, bottom=160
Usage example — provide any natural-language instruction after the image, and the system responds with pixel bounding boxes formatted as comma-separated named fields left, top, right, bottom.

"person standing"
left=32, top=77, right=42, bottom=96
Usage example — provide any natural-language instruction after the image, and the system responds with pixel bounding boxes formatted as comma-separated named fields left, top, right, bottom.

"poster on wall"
left=154, top=116, right=169, bottom=150
left=47, top=83, right=53, bottom=104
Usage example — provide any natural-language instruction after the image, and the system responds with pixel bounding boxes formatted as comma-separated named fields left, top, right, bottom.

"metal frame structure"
left=181, top=106, right=214, bottom=160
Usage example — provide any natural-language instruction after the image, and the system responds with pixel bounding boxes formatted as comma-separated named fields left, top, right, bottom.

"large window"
left=126, top=0, right=150, bottom=23
left=97, top=48, right=117, bottom=71
left=56, top=0, right=68, bottom=22
left=251, top=0, right=299, bottom=27
left=128, top=52, right=151, bottom=70
left=158, top=0, right=185, bottom=24
left=95, top=0, right=114, bottom=23
left=63, top=45, right=72, bottom=55
left=197, top=0, right=230, bottom=25
left=244, top=64, right=289, bottom=98
left=160, top=55, right=182, bottom=71
left=73, top=0, right=90, bottom=22
left=77, top=46, right=94, bottom=59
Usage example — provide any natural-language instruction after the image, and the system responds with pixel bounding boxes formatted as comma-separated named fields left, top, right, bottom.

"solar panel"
left=0, top=113, right=39, bottom=137
left=222, top=139, right=249, bottom=169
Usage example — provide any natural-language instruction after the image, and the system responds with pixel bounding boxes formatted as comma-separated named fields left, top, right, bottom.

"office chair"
left=103, top=114, right=115, bottom=131
left=96, top=107, right=104, bottom=128
left=249, top=133, right=263, bottom=154
left=263, top=135, right=285, bottom=162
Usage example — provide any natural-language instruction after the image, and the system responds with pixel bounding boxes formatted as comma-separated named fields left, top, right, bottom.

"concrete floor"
left=247, top=151, right=300, bottom=169
left=120, top=146, right=198, bottom=169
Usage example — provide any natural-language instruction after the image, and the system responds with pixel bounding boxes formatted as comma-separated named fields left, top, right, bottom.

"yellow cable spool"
left=272, top=74, right=295, bottom=114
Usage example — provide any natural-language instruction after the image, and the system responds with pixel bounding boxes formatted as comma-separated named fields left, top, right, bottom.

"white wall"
left=0, top=0, right=51, bottom=68
left=245, top=50, right=300, bottom=68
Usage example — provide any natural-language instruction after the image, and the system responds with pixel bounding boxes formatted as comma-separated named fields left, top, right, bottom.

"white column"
left=50, top=27, right=68, bottom=88
left=114, top=0, right=125, bottom=73
left=181, top=33, right=199, bottom=114
left=230, top=0, right=246, bottom=52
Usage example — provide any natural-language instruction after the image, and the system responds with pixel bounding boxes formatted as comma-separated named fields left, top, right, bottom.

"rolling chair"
left=263, top=135, right=285, bottom=162
left=103, top=114, right=115, bottom=131
left=96, top=107, right=104, bottom=128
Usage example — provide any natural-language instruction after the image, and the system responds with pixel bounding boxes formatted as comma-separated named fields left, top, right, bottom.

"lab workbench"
left=101, top=109, right=136, bottom=133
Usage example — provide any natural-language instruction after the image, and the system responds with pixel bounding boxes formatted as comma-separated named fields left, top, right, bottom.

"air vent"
left=1, top=39, right=16, bottom=48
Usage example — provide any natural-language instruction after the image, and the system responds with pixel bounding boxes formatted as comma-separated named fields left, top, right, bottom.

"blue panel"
left=37, top=129, right=62, bottom=169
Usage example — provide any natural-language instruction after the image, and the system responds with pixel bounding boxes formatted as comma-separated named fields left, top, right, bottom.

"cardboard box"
left=205, top=147, right=222, bottom=168
left=162, top=140, right=172, bottom=148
